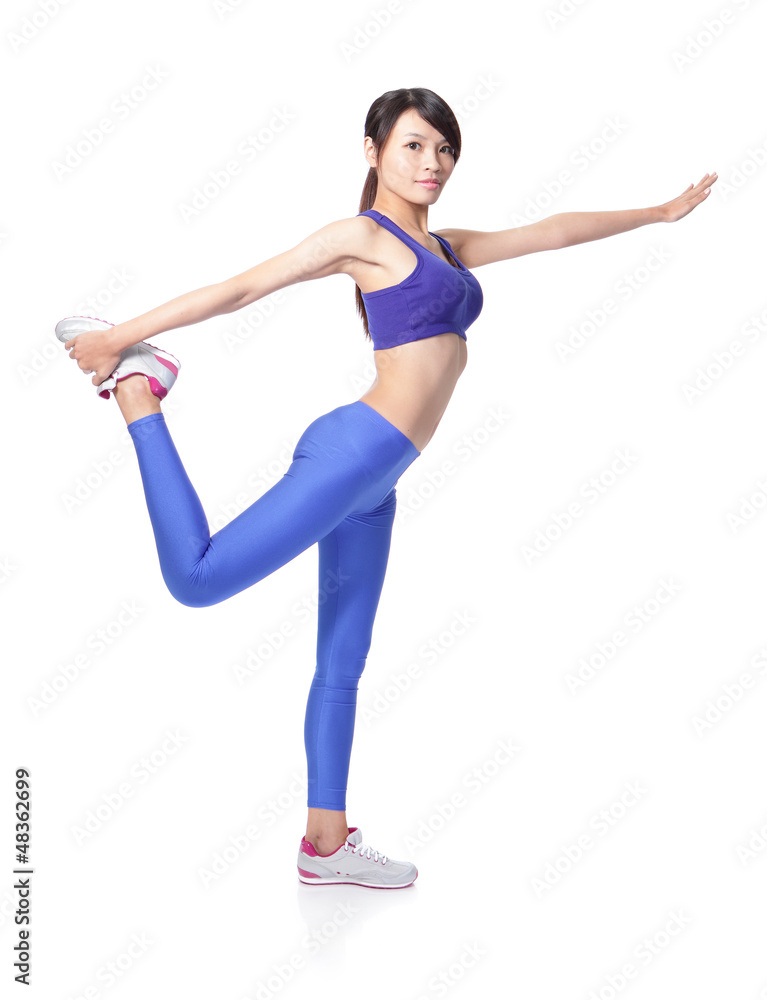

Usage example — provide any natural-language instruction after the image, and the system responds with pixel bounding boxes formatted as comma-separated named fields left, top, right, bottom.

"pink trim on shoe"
left=154, top=354, right=179, bottom=377
left=144, top=376, right=167, bottom=398
left=297, top=866, right=321, bottom=879
left=300, top=837, right=320, bottom=857
left=300, top=836, right=340, bottom=859
left=300, top=826, right=359, bottom=858
left=105, top=371, right=171, bottom=400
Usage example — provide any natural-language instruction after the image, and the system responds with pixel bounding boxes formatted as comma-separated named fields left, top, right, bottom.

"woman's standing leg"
left=304, top=488, right=398, bottom=855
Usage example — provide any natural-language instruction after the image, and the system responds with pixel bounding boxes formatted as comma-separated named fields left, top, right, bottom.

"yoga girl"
left=57, top=87, right=717, bottom=889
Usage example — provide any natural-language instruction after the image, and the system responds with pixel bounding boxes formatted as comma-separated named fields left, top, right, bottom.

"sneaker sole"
left=297, top=868, right=417, bottom=889
left=54, top=314, right=115, bottom=343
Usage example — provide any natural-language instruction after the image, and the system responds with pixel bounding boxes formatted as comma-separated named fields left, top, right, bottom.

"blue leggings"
left=127, top=400, right=420, bottom=811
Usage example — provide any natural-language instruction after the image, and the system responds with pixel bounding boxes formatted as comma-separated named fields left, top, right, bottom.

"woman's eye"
left=407, top=142, right=454, bottom=154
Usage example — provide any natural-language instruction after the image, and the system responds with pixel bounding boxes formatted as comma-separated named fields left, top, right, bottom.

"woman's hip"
left=294, top=400, right=421, bottom=484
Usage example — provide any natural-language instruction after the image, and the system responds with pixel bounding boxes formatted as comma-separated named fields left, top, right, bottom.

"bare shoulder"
left=219, top=215, right=379, bottom=308
left=299, top=214, right=382, bottom=278
left=432, top=219, right=563, bottom=268
left=333, top=212, right=383, bottom=262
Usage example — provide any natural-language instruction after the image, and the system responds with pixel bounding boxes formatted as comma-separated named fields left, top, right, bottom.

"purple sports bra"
left=357, top=209, right=483, bottom=350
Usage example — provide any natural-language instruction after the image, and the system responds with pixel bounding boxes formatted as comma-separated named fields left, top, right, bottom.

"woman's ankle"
left=309, top=832, right=349, bottom=854
left=113, top=375, right=161, bottom=422
left=305, top=807, right=348, bottom=849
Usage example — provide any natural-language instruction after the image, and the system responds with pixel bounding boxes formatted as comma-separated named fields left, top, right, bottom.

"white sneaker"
left=55, top=314, right=180, bottom=400
left=100, top=341, right=180, bottom=400
left=297, top=827, right=418, bottom=889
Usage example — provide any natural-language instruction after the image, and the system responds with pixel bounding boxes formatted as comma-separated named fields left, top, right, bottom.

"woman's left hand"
left=657, top=172, right=718, bottom=222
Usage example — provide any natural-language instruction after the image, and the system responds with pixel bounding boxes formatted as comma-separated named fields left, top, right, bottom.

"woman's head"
left=360, top=88, right=461, bottom=210
left=356, top=88, right=461, bottom=338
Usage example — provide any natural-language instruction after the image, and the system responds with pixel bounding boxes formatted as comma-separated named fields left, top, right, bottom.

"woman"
left=56, top=87, right=717, bottom=889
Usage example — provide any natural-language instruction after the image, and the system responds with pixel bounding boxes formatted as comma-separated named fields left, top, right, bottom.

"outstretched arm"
left=553, top=171, right=718, bottom=247
left=63, top=217, right=358, bottom=389
left=436, top=172, right=718, bottom=269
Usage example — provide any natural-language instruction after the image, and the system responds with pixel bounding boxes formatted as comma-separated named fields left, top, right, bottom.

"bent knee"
left=165, top=574, right=222, bottom=609
left=172, top=591, right=219, bottom=609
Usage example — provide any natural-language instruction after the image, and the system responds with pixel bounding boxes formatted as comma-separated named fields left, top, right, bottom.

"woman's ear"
left=363, top=136, right=378, bottom=171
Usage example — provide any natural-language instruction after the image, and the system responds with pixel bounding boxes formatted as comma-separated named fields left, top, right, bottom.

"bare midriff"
left=358, top=331, right=467, bottom=453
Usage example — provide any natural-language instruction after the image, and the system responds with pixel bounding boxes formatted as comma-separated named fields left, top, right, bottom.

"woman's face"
left=365, top=108, right=456, bottom=205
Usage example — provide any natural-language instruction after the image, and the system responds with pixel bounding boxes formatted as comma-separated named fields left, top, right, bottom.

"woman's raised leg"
left=117, top=382, right=411, bottom=609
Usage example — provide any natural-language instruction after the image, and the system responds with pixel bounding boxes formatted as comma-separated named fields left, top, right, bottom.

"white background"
left=3, top=0, right=766, bottom=997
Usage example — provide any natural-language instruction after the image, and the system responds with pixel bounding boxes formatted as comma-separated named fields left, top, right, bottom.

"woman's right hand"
left=64, top=326, right=124, bottom=388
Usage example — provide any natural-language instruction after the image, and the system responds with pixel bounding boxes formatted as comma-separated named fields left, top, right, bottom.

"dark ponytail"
left=356, top=87, right=461, bottom=341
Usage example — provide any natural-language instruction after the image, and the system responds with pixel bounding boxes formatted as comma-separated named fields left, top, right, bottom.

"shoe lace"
left=344, top=839, right=387, bottom=865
